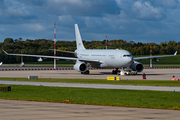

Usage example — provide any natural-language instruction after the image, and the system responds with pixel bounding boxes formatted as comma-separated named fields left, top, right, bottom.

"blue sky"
left=0, top=0, right=180, bottom=43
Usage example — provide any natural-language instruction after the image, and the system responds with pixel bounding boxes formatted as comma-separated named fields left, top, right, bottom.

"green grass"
left=1, top=77, right=180, bottom=87
left=0, top=85, right=180, bottom=110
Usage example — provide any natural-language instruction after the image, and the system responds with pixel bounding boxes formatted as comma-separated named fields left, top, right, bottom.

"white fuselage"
left=76, top=49, right=134, bottom=68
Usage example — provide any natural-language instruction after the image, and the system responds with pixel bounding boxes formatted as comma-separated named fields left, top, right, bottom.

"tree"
left=4, top=38, right=14, bottom=43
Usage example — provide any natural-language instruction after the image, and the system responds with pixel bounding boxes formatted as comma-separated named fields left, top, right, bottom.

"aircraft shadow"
left=99, top=72, right=164, bottom=76
left=100, top=72, right=114, bottom=75
left=138, top=74, right=164, bottom=76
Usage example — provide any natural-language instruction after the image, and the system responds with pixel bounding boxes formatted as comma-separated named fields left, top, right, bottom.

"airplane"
left=3, top=24, right=177, bottom=74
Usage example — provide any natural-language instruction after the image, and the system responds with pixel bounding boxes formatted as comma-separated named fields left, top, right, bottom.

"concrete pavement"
left=0, top=67, right=179, bottom=80
left=0, top=99, right=180, bottom=120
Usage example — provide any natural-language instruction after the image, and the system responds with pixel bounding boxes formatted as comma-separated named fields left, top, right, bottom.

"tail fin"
left=75, top=24, right=86, bottom=50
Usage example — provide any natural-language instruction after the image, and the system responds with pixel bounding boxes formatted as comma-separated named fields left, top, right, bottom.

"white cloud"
left=150, top=0, right=179, bottom=9
left=133, top=1, right=165, bottom=20
left=48, top=0, right=84, bottom=4
left=23, top=23, right=46, bottom=32
left=58, top=15, right=77, bottom=27
left=115, top=0, right=166, bottom=20
left=1, top=0, right=180, bottom=43
left=4, top=0, right=30, bottom=17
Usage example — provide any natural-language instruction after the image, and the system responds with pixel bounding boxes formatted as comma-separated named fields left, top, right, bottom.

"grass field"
left=1, top=78, right=180, bottom=109
left=0, top=85, right=180, bottom=110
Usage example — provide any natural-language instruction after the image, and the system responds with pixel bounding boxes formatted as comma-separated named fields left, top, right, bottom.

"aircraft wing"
left=49, top=49, right=76, bottom=54
left=134, top=51, right=177, bottom=60
left=2, top=50, right=99, bottom=63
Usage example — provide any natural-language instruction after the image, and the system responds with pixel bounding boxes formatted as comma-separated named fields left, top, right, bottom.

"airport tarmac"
left=0, top=67, right=179, bottom=80
left=0, top=99, right=180, bottom=120
left=0, top=67, right=180, bottom=120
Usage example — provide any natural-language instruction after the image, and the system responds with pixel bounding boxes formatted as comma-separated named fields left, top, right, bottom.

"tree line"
left=0, top=38, right=179, bottom=63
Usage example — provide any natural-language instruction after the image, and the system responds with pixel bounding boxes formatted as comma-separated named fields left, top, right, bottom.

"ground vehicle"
left=120, top=69, right=136, bottom=75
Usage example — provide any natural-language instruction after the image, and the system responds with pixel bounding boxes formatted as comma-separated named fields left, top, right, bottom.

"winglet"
left=174, top=51, right=177, bottom=56
left=2, top=50, right=8, bottom=55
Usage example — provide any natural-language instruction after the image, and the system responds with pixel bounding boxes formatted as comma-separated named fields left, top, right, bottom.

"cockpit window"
left=123, top=54, right=132, bottom=57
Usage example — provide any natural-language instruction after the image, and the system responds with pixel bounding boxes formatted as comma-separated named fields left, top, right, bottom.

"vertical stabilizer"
left=75, top=24, right=86, bottom=50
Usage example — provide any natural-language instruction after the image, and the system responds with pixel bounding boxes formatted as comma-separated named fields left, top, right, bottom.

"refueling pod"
left=130, top=61, right=143, bottom=72
left=73, top=62, right=87, bottom=72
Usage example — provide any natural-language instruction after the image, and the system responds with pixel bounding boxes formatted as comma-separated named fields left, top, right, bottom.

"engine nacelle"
left=74, top=49, right=77, bottom=57
left=130, top=62, right=144, bottom=72
left=73, top=62, right=87, bottom=72
left=37, top=57, right=43, bottom=62
left=152, top=58, right=159, bottom=62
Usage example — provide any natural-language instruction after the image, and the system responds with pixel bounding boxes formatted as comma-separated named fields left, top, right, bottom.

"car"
left=120, top=69, right=137, bottom=75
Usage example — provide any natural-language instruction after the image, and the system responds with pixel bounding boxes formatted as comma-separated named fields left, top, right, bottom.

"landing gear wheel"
left=112, top=68, right=120, bottom=75
left=81, top=70, right=90, bottom=74
left=112, top=70, right=118, bottom=74
left=85, top=70, right=89, bottom=74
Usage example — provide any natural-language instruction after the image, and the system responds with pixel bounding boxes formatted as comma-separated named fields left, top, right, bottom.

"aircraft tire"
left=112, top=70, right=117, bottom=74
left=81, top=70, right=89, bottom=74
left=85, top=70, right=89, bottom=74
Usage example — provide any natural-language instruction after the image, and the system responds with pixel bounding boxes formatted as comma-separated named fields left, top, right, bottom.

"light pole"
left=54, top=23, right=57, bottom=69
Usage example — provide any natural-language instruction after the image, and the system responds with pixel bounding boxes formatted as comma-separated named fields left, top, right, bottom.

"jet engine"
left=37, top=57, right=43, bottom=62
left=73, top=62, right=87, bottom=72
left=130, top=62, right=144, bottom=72
left=152, top=58, right=159, bottom=62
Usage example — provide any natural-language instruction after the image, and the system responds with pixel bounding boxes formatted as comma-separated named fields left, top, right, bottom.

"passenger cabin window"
left=123, top=54, right=132, bottom=57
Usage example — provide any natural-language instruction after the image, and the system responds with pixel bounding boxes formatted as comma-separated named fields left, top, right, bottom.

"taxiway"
left=0, top=67, right=179, bottom=80
left=0, top=99, right=180, bottom=120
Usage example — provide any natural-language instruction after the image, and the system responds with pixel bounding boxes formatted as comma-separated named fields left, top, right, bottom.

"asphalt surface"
left=0, top=67, right=179, bottom=80
left=0, top=99, right=180, bottom=120
left=0, top=67, right=180, bottom=120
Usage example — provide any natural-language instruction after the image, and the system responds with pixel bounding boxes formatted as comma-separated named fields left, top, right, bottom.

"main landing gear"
left=112, top=68, right=120, bottom=74
left=81, top=70, right=90, bottom=74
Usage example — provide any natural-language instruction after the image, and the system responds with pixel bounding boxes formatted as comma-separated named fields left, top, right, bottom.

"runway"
left=0, top=99, right=180, bottom=120
left=0, top=67, right=179, bottom=80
